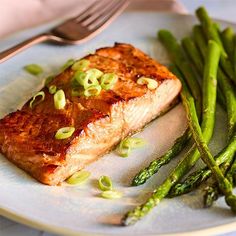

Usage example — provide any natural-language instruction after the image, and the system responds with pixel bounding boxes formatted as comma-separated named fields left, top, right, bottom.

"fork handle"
left=0, top=33, right=52, bottom=63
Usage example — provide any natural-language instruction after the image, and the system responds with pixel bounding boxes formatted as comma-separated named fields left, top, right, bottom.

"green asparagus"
left=121, top=35, right=219, bottom=226
left=158, top=30, right=202, bottom=119
left=221, top=27, right=234, bottom=63
left=196, top=6, right=236, bottom=84
left=182, top=33, right=226, bottom=108
left=169, top=25, right=236, bottom=197
left=181, top=40, right=236, bottom=213
left=169, top=134, right=236, bottom=197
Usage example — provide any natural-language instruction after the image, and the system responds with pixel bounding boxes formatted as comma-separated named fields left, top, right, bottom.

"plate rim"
left=0, top=11, right=236, bottom=236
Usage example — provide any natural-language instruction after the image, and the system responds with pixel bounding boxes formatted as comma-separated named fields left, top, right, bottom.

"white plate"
left=0, top=11, right=235, bottom=236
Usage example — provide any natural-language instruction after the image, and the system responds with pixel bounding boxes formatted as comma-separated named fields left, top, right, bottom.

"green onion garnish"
left=44, top=75, right=54, bottom=86
left=61, top=59, right=75, bottom=71
left=73, top=69, right=103, bottom=89
left=72, top=59, right=90, bottom=71
left=66, top=170, right=90, bottom=185
left=49, top=85, right=57, bottom=94
left=137, top=77, right=158, bottom=90
left=84, top=85, right=101, bottom=97
left=98, top=176, right=113, bottom=191
left=117, top=137, right=146, bottom=157
left=55, top=126, right=75, bottom=139
left=54, top=89, right=66, bottom=109
left=100, top=190, right=123, bottom=199
left=29, top=91, right=45, bottom=108
left=100, top=73, right=118, bottom=90
left=24, top=64, right=43, bottom=76
left=86, top=68, right=103, bottom=80
left=117, top=144, right=131, bottom=158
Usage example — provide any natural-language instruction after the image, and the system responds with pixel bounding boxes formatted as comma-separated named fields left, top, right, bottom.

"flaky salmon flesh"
left=0, top=43, right=181, bottom=185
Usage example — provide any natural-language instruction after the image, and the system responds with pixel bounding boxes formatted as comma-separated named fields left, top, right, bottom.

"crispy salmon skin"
left=0, top=43, right=181, bottom=185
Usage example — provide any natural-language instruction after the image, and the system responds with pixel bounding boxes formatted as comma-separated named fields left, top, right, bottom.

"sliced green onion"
left=49, top=85, right=57, bottom=94
left=137, top=77, right=158, bottom=90
left=86, top=68, right=103, bottom=79
left=55, top=126, right=75, bottom=139
left=29, top=91, right=45, bottom=108
left=84, top=85, right=101, bottom=97
left=100, top=190, right=123, bottom=199
left=123, top=137, right=146, bottom=148
left=117, top=144, right=131, bottom=158
left=98, top=176, right=113, bottom=191
left=61, top=59, right=75, bottom=71
left=100, top=73, right=118, bottom=90
left=72, top=59, right=90, bottom=71
left=117, top=137, right=146, bottom=157
left=54, top=89, right=66, bottom=109
left=72, top=68, right=103, bottom=89
left=44, top=75, right=54, bottom=86
left=24, top=64, right=43, bottom=75
left=66, top=170, right=90, bottom=185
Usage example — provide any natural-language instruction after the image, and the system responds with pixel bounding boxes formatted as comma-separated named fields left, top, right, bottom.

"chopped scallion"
left=24, top=64, right=43, bottom=76
left=49, top=85, right=57, bottom=94
left=98, top=176, right=113, bottom=191
left=117, top=137, right=146, bottom=157
left=100, top=73, right=118, bottom=90
left=54, top=89, right=66, bottom=109
left=137, top=77, right=158, bottom=90
left=72, top=59, right=90, bottom=71
left=66, top=170, right=90, bottom=185
left=61, top=59, right=75, bottom=71
left=84, top=85, right=101, bottom=97
left=100, top=190, right=123, bottom=199
left=55, top=126, right=75, bottom=139
left=29, top=91, right=45, bottom=108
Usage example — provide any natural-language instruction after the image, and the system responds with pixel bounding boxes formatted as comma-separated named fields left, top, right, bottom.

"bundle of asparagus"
left=122, top=6, right=236, bottom=226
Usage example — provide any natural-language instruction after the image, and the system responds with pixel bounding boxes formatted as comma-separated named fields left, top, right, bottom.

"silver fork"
left=0, top=0, right=129, bottom=63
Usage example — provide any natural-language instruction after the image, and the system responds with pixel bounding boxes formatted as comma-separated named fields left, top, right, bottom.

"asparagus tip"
left=225, top=195, right=236, bottom=213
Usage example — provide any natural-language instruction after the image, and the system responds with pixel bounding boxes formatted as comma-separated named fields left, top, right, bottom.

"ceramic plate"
left=0, top=11, right=235, bottom=236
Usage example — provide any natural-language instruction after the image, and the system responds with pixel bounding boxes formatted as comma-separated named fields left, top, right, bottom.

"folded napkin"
left=0, top=0, right=186, bottom=38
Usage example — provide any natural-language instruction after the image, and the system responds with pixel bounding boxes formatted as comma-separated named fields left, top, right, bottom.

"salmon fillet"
left=0, top=43, right=181, bottom=185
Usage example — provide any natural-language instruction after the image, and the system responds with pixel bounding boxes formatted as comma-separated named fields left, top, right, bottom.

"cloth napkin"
left=0, top=0, right=187, bottom=39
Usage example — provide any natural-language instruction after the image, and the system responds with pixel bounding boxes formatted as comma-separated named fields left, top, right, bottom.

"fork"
left=0, top=0, right=129, bottom=63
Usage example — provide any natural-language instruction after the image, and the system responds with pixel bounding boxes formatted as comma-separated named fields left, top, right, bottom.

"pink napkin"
left=0, top=0, right=187, bottom=38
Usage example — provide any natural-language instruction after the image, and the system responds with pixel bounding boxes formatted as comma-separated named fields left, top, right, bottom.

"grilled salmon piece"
left=0, top=43, right=181, bottom=185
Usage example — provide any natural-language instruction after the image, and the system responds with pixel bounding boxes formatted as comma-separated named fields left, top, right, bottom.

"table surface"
left=0, top=0, right=235, bottom=235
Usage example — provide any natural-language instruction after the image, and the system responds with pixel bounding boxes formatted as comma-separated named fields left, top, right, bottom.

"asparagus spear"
left=158, top=30, right=202, bottom=119
left=132, top=129, right=191, bottom=186
left=221, top=27, right=234, bottom=63
left=182, top=34, right=226, bottom=108
left=132, top=67, right=192, bottom=186
left=181, top=37, right=204, bottom=74
left=180, top=40, right=236, bottom=212
left=121, top=36, right=219, bottom=226
left=203, top=151, right=236, bottom=208
left=196, top=6, right=236, bottom=84
left=169, top=133, right=236, bottom=197
left=226, top=154, right=236, bottom=185
left=169, top=26, right=236, bottom=197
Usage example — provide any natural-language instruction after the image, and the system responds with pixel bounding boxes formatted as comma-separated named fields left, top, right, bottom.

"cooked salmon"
left=0, top=43, right=181, bottom=185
